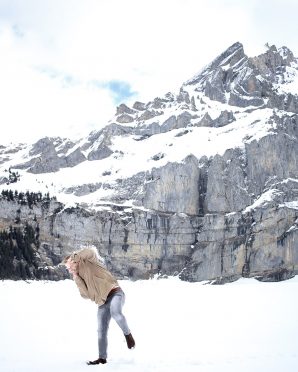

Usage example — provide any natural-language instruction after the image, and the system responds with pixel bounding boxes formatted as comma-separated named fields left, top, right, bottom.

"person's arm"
left=73, top=274, right=89, bottom=299
left=65, top=257, right=89, bottom=300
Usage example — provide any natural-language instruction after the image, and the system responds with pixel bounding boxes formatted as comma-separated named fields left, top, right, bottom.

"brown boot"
left=125, top=333, right=135, bottom=349
left=87, top=358, right=107, bottom=365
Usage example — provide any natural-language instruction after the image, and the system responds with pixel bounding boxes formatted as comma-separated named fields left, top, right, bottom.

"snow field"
left=1, top=276, right=298, bottom=372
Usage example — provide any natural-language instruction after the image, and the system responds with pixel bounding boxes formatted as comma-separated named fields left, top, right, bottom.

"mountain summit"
left=186, top=41, right=298, bottom=109
left=0, top=42, right=297, bottom=283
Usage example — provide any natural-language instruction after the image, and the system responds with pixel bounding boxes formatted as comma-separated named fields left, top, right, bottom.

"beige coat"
left=70, top=248, right=119, bottom=306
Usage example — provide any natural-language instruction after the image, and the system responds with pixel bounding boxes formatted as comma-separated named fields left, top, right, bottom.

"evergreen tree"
left=0, top=224, right=40, bottom=280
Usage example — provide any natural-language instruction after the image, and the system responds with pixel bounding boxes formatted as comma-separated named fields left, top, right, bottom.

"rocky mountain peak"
left=183, top=41, right=298, bottom=111
left=2, top=42, right=298, bottom=178
left=210, top=41, right=245, bottom=67
left=29, top=137, right=57, bottom=156
left=186, top=42, right=246, bottom=87
left=249, top=44, right=296, bottom=81
left=278, top=45, right=296, bottom=62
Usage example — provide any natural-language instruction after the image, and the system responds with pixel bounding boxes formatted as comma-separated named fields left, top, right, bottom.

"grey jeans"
left=97, top=289, right=130, bottom=359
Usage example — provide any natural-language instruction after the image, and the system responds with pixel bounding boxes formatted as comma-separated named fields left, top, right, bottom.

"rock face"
left=13, top=137, right=87, bottom=173
left=0, top=41, right=298, bottom=283
left=186, top=42, right=298, bottom=112
left=0, top=182, right=297, bottom=282
left=142, top=156, right=200, bottom=214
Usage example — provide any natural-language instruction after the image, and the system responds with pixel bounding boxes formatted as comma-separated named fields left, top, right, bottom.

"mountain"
left=0, top=42, right=297, bottom=282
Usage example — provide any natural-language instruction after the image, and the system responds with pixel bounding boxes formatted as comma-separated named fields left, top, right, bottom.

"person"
left=63, top=246, right=135, bottom=365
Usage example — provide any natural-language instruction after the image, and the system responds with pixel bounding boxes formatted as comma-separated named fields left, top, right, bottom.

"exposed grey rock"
left=102, top=170, right=112, bottom=176
left=147, top=94, right=175, bottom=110
left=131, top=110, right=195, bottom=136
left=116, top=103, right=136, bottom=115
left=64, top=182, right=103, bottom=196
left=65, top=148, right=86, bottom=167
left=0, top=157, right=10, bottom=165
left=142, top=155, right=200, bottom=215
left=177, top=89, right=191, bottom=104
left=0, top=196, right=200, bottom=280
left=177, top=112, right=193, bottom=128
left=205, top=149, right=252, bottom=213
left=88, top=144, right=113, bottom=161
left=190, top=96, right=197, bottom=111
left=86, top=123, right=132, bottom=161
left=249, top=45, right=295, bottom=81
left=152, top=153, right=165, bottom=161
left=228, top=92, right=265, bottom=108
left=214, top=110, right=235, bottom=127
left=116, top=113, right=134, bottom=123
left=12, top=137, right=84, bottom=173
left=161, top=116, right=177, bottom=132
left=96, top=171, right=147, bottom=204
left=0, top=176, right=9, bottom=185
left=85, top=124, right=132, bottom=145
left=28, top=155, right=62, bottom=174
left=180, top=205, right=298, bottom=282
left=205, top=75, right=227, bottom=103
left=151, top=97, right=167, bottom=109
left=233, top=70, right=263, bottom=97
left=133, top=101, right=146, bottom=111
left=29, top=137, right=56, bottom=156
left=245, top=122, right=298, bottom=197
left=56, top=140, right=76, bottom=155
left=193, top=113, right=213, bottom=127
left=185, top=42, right=298, bottom=114
left=158, top=112, right=193, bottom=133
left=187, top=42, right=247, bottom=87
left=185, top=42, right=250, bottom=106
left=134, top=122, right=161, bottom=136
left=164, top=92, right=175, bottom=101
left=268, top=93, right=298, bottom=114
left=248, top=46, right=298, bottom=113
left=175, top=129, right=190, bottom=138
left=3, top=144, right=26, bottom=154
left=138, top=109, right=163, bottom=121
left=1, top=186, right=296, bottom=282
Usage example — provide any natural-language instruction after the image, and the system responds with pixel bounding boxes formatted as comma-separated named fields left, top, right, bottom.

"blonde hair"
left=79, top=244, right=105, bottom=264
left=60, top=245, right=105, bottom=266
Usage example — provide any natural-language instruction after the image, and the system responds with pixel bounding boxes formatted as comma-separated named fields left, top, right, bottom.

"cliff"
left=0, top=42, right=297, bottom=282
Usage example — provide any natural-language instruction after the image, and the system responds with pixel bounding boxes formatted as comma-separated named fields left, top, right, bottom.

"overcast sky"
left=0, top=0, right=297, bottom=145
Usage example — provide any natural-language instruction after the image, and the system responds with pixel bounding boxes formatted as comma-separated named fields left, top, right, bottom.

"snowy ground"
left=1, top=276, right=298, bottom=372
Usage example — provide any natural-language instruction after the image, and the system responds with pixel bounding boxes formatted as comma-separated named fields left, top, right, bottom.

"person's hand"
left=71, top=271, right=78, bottom=278
left=65, top=258, right=79, bottom=277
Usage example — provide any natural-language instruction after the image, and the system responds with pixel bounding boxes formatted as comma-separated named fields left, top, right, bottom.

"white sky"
left=0, top=0, right=297, bottom=145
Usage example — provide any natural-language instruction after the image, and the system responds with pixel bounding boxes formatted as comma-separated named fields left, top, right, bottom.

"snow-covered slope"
left=1, top=42, right=297, bottom=212
left=0, top=107, right=276, bottom=207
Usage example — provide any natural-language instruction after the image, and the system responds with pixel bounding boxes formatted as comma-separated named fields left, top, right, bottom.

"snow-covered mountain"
left=1, top=42, right=297, bottom=209
left=0, top=42, right=297, bottom=282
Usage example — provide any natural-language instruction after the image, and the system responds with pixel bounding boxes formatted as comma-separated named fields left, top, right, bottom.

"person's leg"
left=110, top=291, right=130, bottom=335
left=87, top=303, right=111, bottom=365
left=110, top=291, right=135, bottom=348
left=97, top=302, right=111, bottom=359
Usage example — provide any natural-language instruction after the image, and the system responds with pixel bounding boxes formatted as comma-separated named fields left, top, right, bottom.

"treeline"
left=0, top=190, right=56, bottom=209
left=0, top=223, right=43, bottom=280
